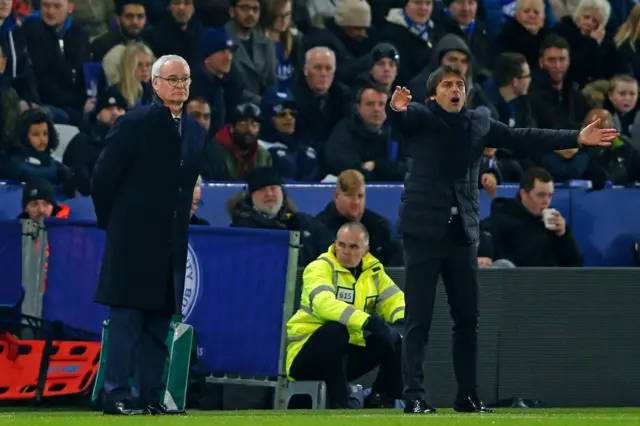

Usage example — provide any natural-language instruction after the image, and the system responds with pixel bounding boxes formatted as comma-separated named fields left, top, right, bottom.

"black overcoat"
left=91, top=103, right=206, bottom=312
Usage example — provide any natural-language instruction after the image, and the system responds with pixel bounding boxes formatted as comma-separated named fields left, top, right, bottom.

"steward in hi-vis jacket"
left=286, top=222, right=405, bottom=409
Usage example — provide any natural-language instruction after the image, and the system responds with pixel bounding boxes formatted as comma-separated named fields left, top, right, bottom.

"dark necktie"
left=174, top=117, right=181, bottom=135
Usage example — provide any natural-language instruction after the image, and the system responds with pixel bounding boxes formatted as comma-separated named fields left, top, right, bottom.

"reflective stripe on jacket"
left=285, top=244, right=405, bottom=379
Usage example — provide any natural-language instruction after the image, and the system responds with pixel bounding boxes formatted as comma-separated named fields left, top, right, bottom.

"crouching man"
left=286, top=222, right=405, bottom=409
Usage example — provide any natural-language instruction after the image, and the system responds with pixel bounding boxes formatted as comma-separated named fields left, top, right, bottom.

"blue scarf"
left=26, top=12, right=73, bottom=38
left=0, top=13, right=18, bottom=37
left=443, top=8, right=475, bottom=38
left=403, top=10, right=433, bottom=44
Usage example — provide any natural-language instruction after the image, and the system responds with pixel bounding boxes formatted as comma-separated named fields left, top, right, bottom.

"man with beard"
left=89, top=1, right=148, bottom=62
left=214, top=102, right=272, bottom=180
left=224, top=0, right=276, bottom=103
left=389, top=65, right=618, bottom=414
left=226, top=166, right=333, bottom=266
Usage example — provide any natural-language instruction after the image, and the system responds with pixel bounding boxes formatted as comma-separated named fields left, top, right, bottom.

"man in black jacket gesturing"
left=389, top=65, right=618, bottom=414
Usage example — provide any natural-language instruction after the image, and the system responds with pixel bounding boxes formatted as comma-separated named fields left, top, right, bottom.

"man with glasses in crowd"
left=91, top=54, right=206, bottom=416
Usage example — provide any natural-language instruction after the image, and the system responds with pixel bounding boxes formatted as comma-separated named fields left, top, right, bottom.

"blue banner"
left=1, top=182, right=639, bottom=266
left=43, top=220, right=293, bottom=376
left=184, top=226, right=291, bottom=377
left=0, top=220, right=23, bottom=309
left=43, top=220, right=108, bottom=336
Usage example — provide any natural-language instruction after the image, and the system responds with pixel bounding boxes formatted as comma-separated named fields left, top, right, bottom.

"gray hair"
left=573, top=0, right=611, bottom=26
left=151, top=54, right=190, bottom=79
left=515, top=0, right=544, bottom=12
left=304, top=46, right=336, bottom=68
left=337, top=222, right=370, bottom=247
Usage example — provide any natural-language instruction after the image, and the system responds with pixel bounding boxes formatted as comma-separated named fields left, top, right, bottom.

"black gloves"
left=363, top=315, right=396, bottom=348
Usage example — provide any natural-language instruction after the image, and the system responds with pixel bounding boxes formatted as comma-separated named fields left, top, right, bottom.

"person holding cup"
left=490, top=167, right=583, bottom=267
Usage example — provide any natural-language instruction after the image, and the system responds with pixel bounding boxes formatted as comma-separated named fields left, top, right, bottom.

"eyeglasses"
left=192, top=199, right=204, bottom=207
left=156, top=76, right=191, bottom=87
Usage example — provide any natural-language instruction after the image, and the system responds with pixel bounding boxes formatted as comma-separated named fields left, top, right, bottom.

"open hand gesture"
left=391, top=86, right=412, bottom=112
left=578, top=119, right=619, bottom=147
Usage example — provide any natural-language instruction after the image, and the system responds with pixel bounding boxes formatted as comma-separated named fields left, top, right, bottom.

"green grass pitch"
left=1, top=408, right=639, bottom=425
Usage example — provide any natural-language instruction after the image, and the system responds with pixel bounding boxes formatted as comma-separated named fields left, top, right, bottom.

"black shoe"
left=453, top=396, right=494, bottom=413
left=403, top=398, right=438, bottom=413
left=103, top=400, right=150, bottom=416
left=364, top=392, right=396, bottom=409
left=148, top=402, right=187, bottom=415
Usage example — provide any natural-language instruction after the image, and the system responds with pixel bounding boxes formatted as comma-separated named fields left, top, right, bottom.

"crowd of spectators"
left=2, top=0, right=640, bottom=192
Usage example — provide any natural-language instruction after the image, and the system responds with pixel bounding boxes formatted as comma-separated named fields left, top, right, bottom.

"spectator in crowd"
left=0, top=108, right=80, bottom=196
left=408, top=34, right=496, bottom=113
left=316, top=169, right=399, bottom=265
left=325, top=85, right=406, bottom=182
left=605, top=74, right=639, bottom=138
left=614, top=5, right=640, bottom=85
left=215, top=102, right=272, bottom=180
left=190, top=176, right=210, bottom=225
left=0, top=43, right=21, bottom=144
left=190, top=27, right=244, bottom=135
left=491, top=167, right=583, bottom=266
left=354, top=43, right=399, bottom=95
left=18, top=177, right=70, bottom=222
left=552, top=0, right=618, bottom=87
left=528, top=34, right=589, bottom=129
left=22, top=0, right=91, bottom=126
left=225, top=0, right=277, bottom=104
left=101, top=44, right=126, bottom=86
left=62, top=85, right=128, bottom=187
left=583, top=108, right=640, bottom=185
left=483, top=0, right=556, bottom=38
left=0, top=0, right=40, bottom=110
left=258, top=85, right=318, bottom=181
left=482, top=52, right=536, bottom=181
left=303, top=0, right=373, bottom=83
left=107, top=41, right=154, bottom=108
left=184, top=96, right=232, bottom=181
left=435, top=0, right=493, bottom=80
left=476, top=215, right=517, bottom=268
left=293, top=47, right=351, bottom=164
left=286, top=221, right=405, bottom=409
left=226, top=166, right=333, bottom=266
left=260, top=0, right=304, bottom=89
left=145, top=0, right=203, bottom=68
left=71, top=0, right=115, bottom=39
left=374, top=0, right=445, bottom=86
left=89, top=0, right=148, bottom=62
left=495, top=0, right=550, bottom=70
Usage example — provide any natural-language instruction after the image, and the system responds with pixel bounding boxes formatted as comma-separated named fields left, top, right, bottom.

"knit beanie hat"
left=334, top=0, right=371, bottom=28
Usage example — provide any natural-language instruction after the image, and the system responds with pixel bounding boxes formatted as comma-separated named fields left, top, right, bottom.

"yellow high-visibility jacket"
left=286, top=245, right=405, bottom=379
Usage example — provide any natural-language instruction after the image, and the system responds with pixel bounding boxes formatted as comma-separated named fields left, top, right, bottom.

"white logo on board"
left=182, top=243, right=201, bottom=321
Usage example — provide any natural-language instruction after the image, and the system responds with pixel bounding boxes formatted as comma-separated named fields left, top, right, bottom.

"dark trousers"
left=289, top=322, right=403, bottom=408
left=402, top=215, right=479, bottom=400
left=103, top=307, right=171, bottom=406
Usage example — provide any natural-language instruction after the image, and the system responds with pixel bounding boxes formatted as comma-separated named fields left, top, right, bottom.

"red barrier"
left=0, top=338, right=101, bottom=400
left=43, top=341, right=101, bottom=397
left=0, top=339, right=46, bottom=400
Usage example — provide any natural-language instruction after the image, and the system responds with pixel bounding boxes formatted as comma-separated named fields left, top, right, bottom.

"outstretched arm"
left=486, top=118, right=618, bottom=153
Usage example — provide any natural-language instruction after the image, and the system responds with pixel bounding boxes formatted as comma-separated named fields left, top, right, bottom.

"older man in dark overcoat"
left=91, top=53, right=206, bottom=416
